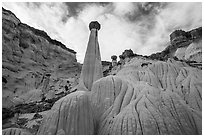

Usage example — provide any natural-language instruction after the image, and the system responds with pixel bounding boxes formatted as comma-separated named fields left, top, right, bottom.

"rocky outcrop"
left=184, top=40, right=202, bottom=62
left=175, top=39, right=202, bottom=62
left=121, top=49, right=134, bottom=58
left=170, top=30, right=188, bottom=46
left=149, top=27, right=202, bottom=62
left=2, top=8, right=81, bottom=108
left=170, top=27, right=202, bottom=46
left=172, top=27, right=202, bottom=62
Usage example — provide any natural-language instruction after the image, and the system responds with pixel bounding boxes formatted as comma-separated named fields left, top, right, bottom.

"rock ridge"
left=2, top=7, right=76, bottom=54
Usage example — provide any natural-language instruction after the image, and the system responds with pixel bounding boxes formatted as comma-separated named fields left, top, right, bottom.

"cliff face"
left=2, top=8, right=81, bottom=108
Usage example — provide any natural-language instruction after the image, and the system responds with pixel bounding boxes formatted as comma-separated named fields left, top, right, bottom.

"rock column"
left=111, top=55, right=117, bottom=67
left=119, top=55, right=125, bottom=65
left=78, top=21, right=103, bottom=91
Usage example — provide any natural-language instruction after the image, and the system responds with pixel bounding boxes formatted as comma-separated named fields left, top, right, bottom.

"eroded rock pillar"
left=111, top=55, right=117, bottom=67
left=119, top=55, right=125, bottom=65
left=78, top=21, right=103, bottom=91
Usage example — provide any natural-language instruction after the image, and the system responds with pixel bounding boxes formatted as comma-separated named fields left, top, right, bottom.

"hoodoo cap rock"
left=89, top=21, right=101, bottom=31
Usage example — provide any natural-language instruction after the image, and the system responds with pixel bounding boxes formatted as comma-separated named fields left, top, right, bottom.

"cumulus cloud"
left=2, top=2, right=202, bottom=63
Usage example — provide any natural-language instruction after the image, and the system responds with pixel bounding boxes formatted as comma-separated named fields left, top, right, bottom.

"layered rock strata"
left=2, top=8, right=81, bottom=108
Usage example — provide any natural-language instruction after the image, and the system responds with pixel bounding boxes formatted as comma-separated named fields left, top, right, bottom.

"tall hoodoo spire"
left=78, top=21, right=103, bottom=91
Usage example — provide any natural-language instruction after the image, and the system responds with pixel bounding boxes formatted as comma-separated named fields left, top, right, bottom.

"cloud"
left=64, top=2, right=111, bottom=18
left=2, top=2, right=202, bottom=63
left=138, top=2, right=202, bottom=55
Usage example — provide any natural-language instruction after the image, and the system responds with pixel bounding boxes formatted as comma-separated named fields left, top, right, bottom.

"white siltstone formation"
left=77, top=21, right=103, bottom=91
left=37, top=91, right=95, bottom=135
left=37, top=22, right=202, bottom=135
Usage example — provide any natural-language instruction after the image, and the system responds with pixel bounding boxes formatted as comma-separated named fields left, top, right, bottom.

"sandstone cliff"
left=2, top=7, right=81, bottom=108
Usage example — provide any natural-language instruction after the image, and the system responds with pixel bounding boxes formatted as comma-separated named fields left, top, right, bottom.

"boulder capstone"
left=89, top=21, right=101, bottom=31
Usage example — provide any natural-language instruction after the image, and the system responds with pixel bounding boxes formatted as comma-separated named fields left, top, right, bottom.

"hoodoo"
left=78, top=21, right=103, bottom=91
left=2, top=6, right=202, bottom=135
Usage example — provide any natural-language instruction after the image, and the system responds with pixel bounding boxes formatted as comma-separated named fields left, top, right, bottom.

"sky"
left=2, top=2, right=202, bottom=63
